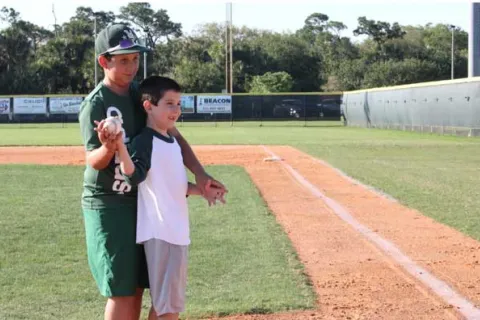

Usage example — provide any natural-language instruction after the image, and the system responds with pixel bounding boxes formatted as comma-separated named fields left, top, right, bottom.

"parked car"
left=273, top=99, right=303, bottom=118
left=319, top=98, right=341, bottom=118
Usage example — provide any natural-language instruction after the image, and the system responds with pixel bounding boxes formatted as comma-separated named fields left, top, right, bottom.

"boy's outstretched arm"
left=187, top=182, right=225, bottom=206
left=168, top=126, right=228, bottom=197
left=168, top=127, right=204, bottom=176
left=187, top=183, right=202, bottom=196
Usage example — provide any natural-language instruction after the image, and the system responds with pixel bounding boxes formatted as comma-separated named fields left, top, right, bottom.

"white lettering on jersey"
left=106, top=106, right=131, bottom=194
left=106, top=106, right=128, bottom=143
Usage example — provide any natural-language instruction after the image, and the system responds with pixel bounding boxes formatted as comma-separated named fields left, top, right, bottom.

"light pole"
left=229, top=3, right=233, bottom=94
left=224, top=7, right=228, bottom=93
left=143, top=27, right=149, bottom=79
left=225, top=2, right=233, bottom=94
left=52, top=4, right=58, bottom=38
left=449, top=24, right=455, bottom=80
left=94, top=15, right=98, bottom=85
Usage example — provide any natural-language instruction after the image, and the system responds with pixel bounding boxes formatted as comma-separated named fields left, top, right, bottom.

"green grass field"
left=2, top=121, right=480, bottom=318
left=0, top=121, right=342, bottom=146
left=1, top=121, right=479, bottom=241
left=0, top=165, right=315, bottom=319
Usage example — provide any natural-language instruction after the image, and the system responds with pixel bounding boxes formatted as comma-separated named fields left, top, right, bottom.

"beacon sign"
left=197, top=95, right=232, bottom=113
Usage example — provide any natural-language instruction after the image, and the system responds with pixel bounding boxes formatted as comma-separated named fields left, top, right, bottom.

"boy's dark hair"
left=139, top=76, right=182, bottom=106
left=102, top=53, right=112, bottom=61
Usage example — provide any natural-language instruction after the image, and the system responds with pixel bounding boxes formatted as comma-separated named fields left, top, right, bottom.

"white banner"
left=49, top=97, right=83, bottom=114
left=13, top=97, right=47, bottom=114
left=180, top=95, right=195, bottom=114
left=0, top=98, right=10, bottom=114
left=197, top=95, right=232, bottom=113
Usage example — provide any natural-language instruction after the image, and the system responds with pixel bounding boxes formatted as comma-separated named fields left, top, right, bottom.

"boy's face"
left=100, top=53, right=140, bottom=87
left=147, top=90, right=182, bottom=131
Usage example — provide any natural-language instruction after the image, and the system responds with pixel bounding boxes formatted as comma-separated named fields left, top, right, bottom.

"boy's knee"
left=108, top=295, right=138, bottom=307
left=105, top=296, right=141, bottom=320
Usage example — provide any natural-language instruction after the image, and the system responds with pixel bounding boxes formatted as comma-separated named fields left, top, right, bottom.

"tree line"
left=0, top=3, right=468, bottom=95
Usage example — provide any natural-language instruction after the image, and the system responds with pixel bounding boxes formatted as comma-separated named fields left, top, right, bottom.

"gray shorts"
left=144, top=239, right=189, bottom=316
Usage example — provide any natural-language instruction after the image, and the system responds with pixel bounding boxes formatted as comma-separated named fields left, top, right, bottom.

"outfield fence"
left=342, top=77, right=480, bottom=136
left=0, top=92, right=342, bottom=127
left=13, top=76, right=480, bottom=135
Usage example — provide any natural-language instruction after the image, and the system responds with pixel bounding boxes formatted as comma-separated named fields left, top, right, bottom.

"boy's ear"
left=98, top=55, right=109, bottom=69
left=143, top=100, right=152, bottom=112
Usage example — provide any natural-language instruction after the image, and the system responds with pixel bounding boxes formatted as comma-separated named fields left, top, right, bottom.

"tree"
left=296, top=12, right=334, bottom=44
left=381, top=25, right=428, bottom=61
left=303, top=13, right=329, bottom=34
left=362, top=58, right=438, bottom=88
left=0, top=6, right=20, bottom=25
left=354, top=16, right=406, bottom=60
left=326, top=21, right=347, bottom=37
left=248, top=71, right=293, bottom=93
left=0, top=4, right=470, bottom=95
left=256, top=33, right=322, bottom=91
left=354, top=16, right=406, bottom=43
left=315, top=32, right=358, bottom=85
left=117, top=2, right=182, bottom=48
left=327, top=59, right=366, bottom=91
left=33, top=39, right=72, bottom=93
left=173, top=58, right=223, bottom=93
left=423, top=23, right=468, bottom=79
left=0, top=8, right=44, bottom=94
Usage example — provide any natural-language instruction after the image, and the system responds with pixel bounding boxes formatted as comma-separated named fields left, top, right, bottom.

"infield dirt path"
left=1, top=145, right=480, bottom=320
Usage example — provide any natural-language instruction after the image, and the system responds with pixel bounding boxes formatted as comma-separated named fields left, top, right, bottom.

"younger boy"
left=116, top=76, right=222, bottom=320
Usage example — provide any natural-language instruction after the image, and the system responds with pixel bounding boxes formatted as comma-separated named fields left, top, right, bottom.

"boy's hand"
left=202, top=184, right=226, bottom=206
left=94, top=119, right=120, bottom=151
left=195, top=171, right=228, bottom=203
left=114, top=130, right=126, bottom=149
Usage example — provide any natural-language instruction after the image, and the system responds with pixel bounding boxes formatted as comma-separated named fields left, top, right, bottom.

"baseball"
left=104, top=116, right=123, bottom=135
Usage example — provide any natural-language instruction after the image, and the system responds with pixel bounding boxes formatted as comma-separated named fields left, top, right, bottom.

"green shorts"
left=82, top=207, right=149, bottom=297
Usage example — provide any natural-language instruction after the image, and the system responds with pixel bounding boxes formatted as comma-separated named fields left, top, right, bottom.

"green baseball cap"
left=95, top=24, right=149, bottom=56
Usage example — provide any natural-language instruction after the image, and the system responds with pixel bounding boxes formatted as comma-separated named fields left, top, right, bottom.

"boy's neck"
left=146, top=118, right=169, bottom=137
left=103, top=77, right=129, bottom=96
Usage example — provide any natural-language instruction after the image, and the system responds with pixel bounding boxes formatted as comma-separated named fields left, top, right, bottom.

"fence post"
left=230, top=95, right=234, bottom=127
left=8, top=97, right=13, bottom=122
left=260, top=98, right=263, bottom=127
left=303, top=95, right=307, bottom=127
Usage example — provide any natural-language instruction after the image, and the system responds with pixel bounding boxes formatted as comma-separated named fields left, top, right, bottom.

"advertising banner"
left=181, top=95, right=195, bottom=113
left=197, top=95, right=232, bottom=113
left=49, top=97, right=83, bottom=114
left=13, top=97, right=47, bottom=114
left=0, top=98, right=10, bottom=114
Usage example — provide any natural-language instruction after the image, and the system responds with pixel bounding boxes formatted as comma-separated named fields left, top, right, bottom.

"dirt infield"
left=1, top=145, right=480, bottom=319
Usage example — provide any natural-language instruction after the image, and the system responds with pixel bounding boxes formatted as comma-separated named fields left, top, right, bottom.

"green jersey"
left=79, top=81, right=146, bottom=209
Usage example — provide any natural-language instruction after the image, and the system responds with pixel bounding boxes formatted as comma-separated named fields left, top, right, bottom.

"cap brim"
left=106, top=45, right=150, bottom=55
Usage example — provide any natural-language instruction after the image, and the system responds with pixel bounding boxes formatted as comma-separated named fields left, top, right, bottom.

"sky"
left=0, top=0, right=473, bottom=40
